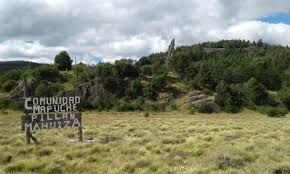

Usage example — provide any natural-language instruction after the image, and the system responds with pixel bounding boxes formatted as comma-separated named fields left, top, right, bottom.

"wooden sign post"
left=22, top=96, right=83, bottom=144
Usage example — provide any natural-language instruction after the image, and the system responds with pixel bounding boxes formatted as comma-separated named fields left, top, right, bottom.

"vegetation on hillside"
left=0, top=61, right=42, bottom=72
left=0, top=39, right=289, bottom=115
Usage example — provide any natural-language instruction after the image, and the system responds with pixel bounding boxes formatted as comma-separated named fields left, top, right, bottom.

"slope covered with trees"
left=0, top=40, right=289, bottom=116
left=0, top=61, right=42, bottom=72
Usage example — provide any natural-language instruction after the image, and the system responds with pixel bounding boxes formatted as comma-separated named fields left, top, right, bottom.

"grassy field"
left=0, top=111, right=290, bottom=174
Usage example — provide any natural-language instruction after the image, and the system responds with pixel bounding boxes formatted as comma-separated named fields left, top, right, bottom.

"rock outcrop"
left=61, top=81, right=115, bottom=101
left=189, top=90, right=219, bottom=111
left=9, top=80, right=34, bottom=99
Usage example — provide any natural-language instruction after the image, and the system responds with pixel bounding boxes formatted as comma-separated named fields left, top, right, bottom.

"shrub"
left=1, top=109, right=8, bottom=115
left=33, top=65, right=61, bottom=82
left=279, top=88, right=290, bottom=110
left=215, top=81, right=244, bottom=113
left=9, top=100, right=24, bottom=111
left=151, top=73, right=167, bottom=91
left=198, top=102, right=214, bottom=113
left=246, top=78, right=268, bottom=105
left=115, top=100, right=135, bottom=112
left=267, top=107, right=288, bottom=117
left=128, top=80, right=143, bottom=99
left=223, top=104, right=240, bottom=114
left=145, top=101, right=165, bottom=112
left=90, top=98, right=115, bottom=111
left=2, top=80, right=17, bottom=92
left=131, top=97, right=146, bottom=111
left=189, top=107, right=197, bottom=115
left=168, top=102, right=178, bottom=111
left=140, top=65, right=153, bottom=76
left=0, top=154, right=12, bottom=165
left=0, top=98, right=10, bottom=109
left=259, top=106, right=288, bottom=117
left=35, top=82, right=63, bottom=97
left=143, top=112, right=150, bottom=117
left=267, top=93, right=281, bottom=107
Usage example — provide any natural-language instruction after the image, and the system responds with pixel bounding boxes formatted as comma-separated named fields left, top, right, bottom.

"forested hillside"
left=0, top=61, right=42, bottom=72
left=0, top=40, right=289, bottom=116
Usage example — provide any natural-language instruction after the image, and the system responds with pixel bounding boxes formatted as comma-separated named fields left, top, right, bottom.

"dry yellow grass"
left=0, top=111, right=290, bottom=174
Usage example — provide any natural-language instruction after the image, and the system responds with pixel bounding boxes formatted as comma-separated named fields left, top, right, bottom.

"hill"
left=0, top=39, right=289, bottom=116
left=0, top=61, right=43, bottom=72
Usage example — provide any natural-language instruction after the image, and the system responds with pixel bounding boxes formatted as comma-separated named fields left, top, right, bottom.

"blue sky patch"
left=261, top=11, right=290, bottom=24
left=0, top=36, right=7, bottom=43
left=91, top=57, right=102, bottom=64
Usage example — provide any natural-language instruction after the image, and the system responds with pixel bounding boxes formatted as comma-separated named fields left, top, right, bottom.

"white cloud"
left=0, top=0, right=290, bottom=63
left=226, top=21, right=290, bottom=45
left=0, top=40, right=66, bottom=63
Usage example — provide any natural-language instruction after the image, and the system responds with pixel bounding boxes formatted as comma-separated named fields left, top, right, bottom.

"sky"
left=0, top=0, right=290, bottom=64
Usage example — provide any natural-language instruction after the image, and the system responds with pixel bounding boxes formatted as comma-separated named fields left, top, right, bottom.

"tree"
left=257, top=38, right=263, bottom=47
left=114, top=59, right=138, bottom=78
left=32, top=65, right=60, bottom=82
left=215, top=81, right=244, bottom=113
left=195, top=64, right=217, bottom=90
left=128, top=79, right=143, bottom=98
left=35, top=82, right=62, bottom=97
left=278, top=87, right=290, bottom=110
left=2, top=80, right=17, bottom=92
left=151, top=73, right=167, bottom=92
left=246, top=78, right=268, bottom=105
left=54, top=51, right=73, bottom=71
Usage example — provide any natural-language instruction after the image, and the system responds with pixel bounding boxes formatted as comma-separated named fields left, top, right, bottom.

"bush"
left=223, top=104, right=240, bottom=114
left=279, top=88, right=290, bottom=110
left=2, top=80, right=17, bottom=92
left=140, top=65, right=153, bottom=76
left=128, top=80, right=143, bottom=99
left=131, top=97, right=146, bottom=110
left=1, top=109, right=8, bottom=115
left=151, top=73, right=167, bottom=91
left=215, top=81, right=244, bottom=113
left=33, top=65, right=61, bottom=82
left=35, top=82, right=63, bottom=97
left=189, top=107, right=197, bottom=115
left=90, top=98, right=115, bottom=111
left=115, top=100, right=135, bottom=111
left=246, top=78, right=268, bottom=105
left=260, top=106, right=288, bottom=117
left=0, top=154, right=12, bottom=165
left=267, top=93, right=280, bottom=107
left=0, top=98, right=10, bottom=109
left=145, top=101, right=165, bottom=111
left=198, top=102, right=214, bottom=113
left=143, top=112, right=150, bottom=117
left=168, top=102, right=178, bottom=111
left=9, top=100, right=24, bottom=111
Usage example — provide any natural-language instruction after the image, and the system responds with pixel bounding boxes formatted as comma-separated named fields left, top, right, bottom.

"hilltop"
left=0, top=61, right=42, bottom=72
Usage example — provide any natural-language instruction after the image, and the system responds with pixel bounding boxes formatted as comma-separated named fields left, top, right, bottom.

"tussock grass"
left=0, top=111, right=289, bottom=173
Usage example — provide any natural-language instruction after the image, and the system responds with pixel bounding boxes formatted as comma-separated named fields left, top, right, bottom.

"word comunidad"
left=25, top=96, right=81, bottom=114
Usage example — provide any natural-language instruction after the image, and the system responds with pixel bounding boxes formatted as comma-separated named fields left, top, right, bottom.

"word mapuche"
left=25, top=96, right=81, bottom=114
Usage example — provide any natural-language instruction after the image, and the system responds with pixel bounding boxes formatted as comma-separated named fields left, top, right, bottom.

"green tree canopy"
left=246, top=78, right=268, bottom=105
left=54, top=51, right=73, bottom=71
